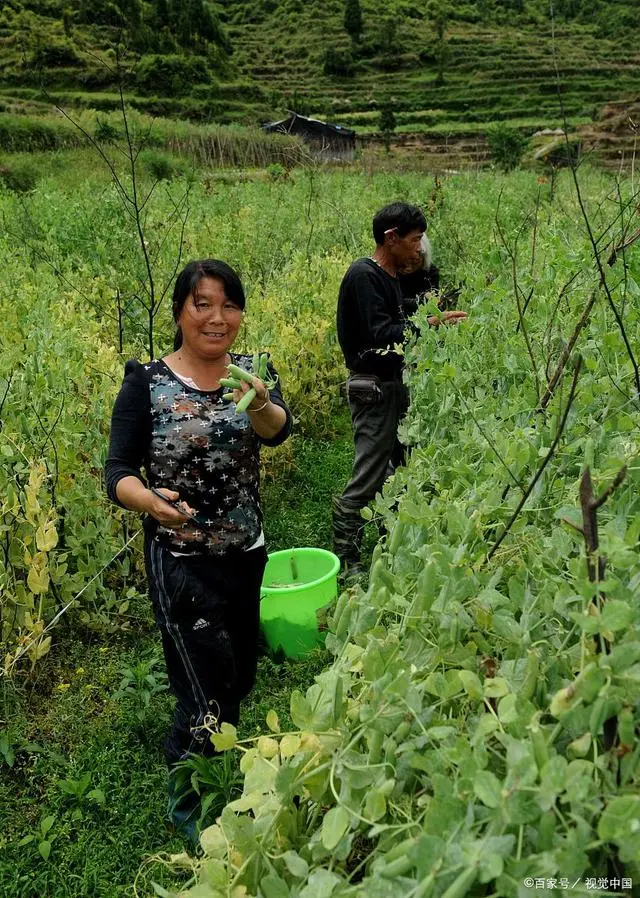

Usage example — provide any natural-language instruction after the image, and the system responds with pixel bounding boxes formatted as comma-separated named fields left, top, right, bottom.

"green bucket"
left=260, top=547, right=340, bottom=660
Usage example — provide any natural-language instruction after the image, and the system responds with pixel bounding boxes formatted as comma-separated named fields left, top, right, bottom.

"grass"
left=0, top=408, right=371, bottom=898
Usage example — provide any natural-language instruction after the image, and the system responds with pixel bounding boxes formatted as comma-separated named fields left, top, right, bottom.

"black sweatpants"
left=144, top=536, right=268, bottom=766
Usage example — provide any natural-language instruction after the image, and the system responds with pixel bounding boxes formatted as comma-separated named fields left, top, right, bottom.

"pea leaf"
left=261, top=873, right=290, bottom=898
left=483, top=677, right=509, bottom=698
left=600, top=600, right=635, bottom=634
left=598, top=796, right=640, bottom=861
left=364, top=789, right=387, bottom=821
left=266, top=709, right=280, bottom=733
left=458, top=669, right=483, bottom=701
left=300, top=870, right=341, bottom=898
left=290, top=690, right=312, bottom=729
left=473, top=770, right=502, bottom=808
left=211, top=722, right=237, bottom=752
left=321, top=806, right=350, bottom=850
left=283, top=850, right=309, bottom=879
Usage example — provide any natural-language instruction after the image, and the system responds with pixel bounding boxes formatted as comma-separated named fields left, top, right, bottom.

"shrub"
left=266, top=163, right=286, bottom=181
left=32, top=39, right=82, bottom=68
left=486, top=122, right=528, bottom=171
left=322, top=47, right=355, bottom=77
left=0, top=115, right=83, bottom=152
left=135, top=54, right=211, bottom=96
left=139, top=150, right=177, bottom=181
left=0, top=159, right=40, bottom=193
left=94, top=118, right=120, bottom=143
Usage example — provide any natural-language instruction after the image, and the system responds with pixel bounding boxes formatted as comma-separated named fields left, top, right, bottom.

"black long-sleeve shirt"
left=398, top=264, right=440, bottom=315
left=336, top=258, right=409, bottom=381
left=104, top=354, right=292, bottom=557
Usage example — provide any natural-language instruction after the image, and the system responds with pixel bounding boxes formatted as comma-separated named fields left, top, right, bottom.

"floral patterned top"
left=105, top=354, right=292, bottom=557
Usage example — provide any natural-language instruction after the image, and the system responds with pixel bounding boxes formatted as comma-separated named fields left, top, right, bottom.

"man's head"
left=372, top=202, right=427, bottom=271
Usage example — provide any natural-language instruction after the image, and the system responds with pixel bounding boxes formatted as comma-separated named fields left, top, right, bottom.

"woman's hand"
left=147, top=488, right=195, bottom=529
left=428, top=310, right=468, bottom=328
left=230, top=376, right=286, bottom=439
left=232, top=375, right=270, bottom=412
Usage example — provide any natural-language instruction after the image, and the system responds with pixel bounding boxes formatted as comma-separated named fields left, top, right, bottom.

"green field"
left=0, top=142, right=639, bottom=896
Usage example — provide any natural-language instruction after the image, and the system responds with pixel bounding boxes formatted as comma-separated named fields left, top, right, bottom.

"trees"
left=427, top=0, right=453, bottom=85
left=343, top=0, right=363, bottom=42
left=379, top=102, right=396, bottom=152
left=486, top=122, right=528, bottom=170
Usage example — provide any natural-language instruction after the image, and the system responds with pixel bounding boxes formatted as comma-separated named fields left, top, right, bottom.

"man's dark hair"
left=372, top=202, right=426, bottom=245
left=172, top=259, right=245, bottom=350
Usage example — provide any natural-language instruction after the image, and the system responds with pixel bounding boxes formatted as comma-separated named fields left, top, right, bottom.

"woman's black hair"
left=172, top=259, right=245, bottom=351
left=372, top=202, right=427, bottom=245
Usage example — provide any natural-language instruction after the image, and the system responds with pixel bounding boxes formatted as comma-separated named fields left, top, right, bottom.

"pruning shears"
left=150, top=487, right=216, bottom=534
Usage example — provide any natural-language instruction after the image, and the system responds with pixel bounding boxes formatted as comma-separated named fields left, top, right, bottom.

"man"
left=333, top=202, right=466, bottom=581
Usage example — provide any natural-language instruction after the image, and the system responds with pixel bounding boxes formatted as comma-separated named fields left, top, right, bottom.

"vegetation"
left=0, top=108, right=305, bottom=163
left=486, top=121, right=529, bottom=171
left=0, top=0, right=639, bottom=140
left=343, top=0, right=363, bottom=43
left=151, top=164, right=640, bottom=897
left=1, top=146, right=639, bottom=894
left=378, top=102, right=396, bottom=153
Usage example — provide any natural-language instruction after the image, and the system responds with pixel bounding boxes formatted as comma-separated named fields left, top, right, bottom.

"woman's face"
left=177, top=276, right=243, bottom=360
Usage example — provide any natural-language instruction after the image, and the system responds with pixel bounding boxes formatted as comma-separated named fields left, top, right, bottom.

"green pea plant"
left=150, top=166, right=640, bottom=897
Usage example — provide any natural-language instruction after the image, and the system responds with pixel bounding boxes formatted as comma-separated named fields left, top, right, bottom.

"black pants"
left=341, top=379, right=409, bottom=508
left=144, top=536, right=268, bottom=766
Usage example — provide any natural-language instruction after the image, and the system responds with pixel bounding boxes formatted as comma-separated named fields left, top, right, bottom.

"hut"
left=262, top=111, right=356, bottom=161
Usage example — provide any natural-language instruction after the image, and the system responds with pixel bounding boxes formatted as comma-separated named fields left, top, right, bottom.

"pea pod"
left=441, top=867, right=477, bottom=898
left=332, top=592, right=351, bottom=638
left=377, top=835, right=419, bottom=867
left=220, top=377, right=243, bottom=390
left=618, top=707, right=635, bottom=746
left=369, top=558, right=395, bottom=592
left=530, top=721, right=549, bottom=773
left=413, top=875, right=436, bottom=898
left=222, top=392, right=235, bottom=402
left=367, top=729, right=384, bottom=765
left=227, top=363, right=256, bottom=385
left=235, top=388, right=257, bottom=413
left=377, top=855, right=414, bottom=879
left=383, top=735, right=397, bottom=764
left=412, top=561, right=437, bottom=617
left=388, top=520, right=405, bottom=555
left=537, top=809, right=556, bottom=851
left=520, top=649, right=540, bottom=703
left=225, top=354, right=274, bottom=416
left=393, top=719, right=412, bottom=743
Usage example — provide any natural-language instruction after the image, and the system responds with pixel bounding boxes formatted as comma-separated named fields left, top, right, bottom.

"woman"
left=398, top=233, right=440, bottom=316
left=399, top=233, right=463, bottom=319
left=104, top=259, right=292, bottom=836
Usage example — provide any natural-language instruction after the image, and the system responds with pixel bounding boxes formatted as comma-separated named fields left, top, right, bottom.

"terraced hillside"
left=229, top=3, right=640, bottom=135
left=0, top=0, right=639, bottom=147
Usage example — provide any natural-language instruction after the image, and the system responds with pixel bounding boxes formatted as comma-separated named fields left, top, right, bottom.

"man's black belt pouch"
left=346, top=373, right=383, bottom=404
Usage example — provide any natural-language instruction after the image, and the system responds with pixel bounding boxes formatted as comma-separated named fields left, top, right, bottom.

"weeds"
left=112, top=653, right=170, bottom=726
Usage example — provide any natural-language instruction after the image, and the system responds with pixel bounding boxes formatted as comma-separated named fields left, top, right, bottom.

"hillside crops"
left=149, top=169, right=640, bottom=896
